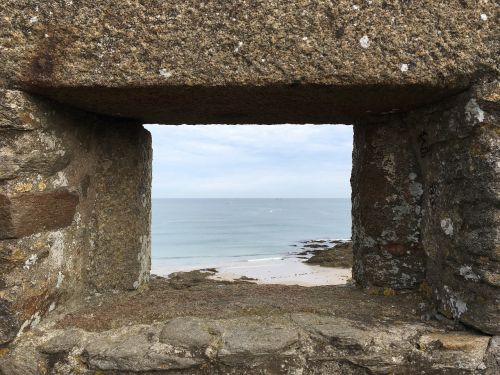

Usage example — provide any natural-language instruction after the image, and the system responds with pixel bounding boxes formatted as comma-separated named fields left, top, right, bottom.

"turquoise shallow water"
left=151, top=198, right=351, bottom=269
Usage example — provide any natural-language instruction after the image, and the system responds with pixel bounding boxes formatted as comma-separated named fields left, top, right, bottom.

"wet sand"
left=152, top=240, right=352, bottom=286
left=209, top=256, right=351, bottom=286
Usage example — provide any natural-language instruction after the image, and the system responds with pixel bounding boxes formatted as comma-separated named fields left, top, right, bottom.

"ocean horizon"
left=151, top=198, right=351, bottom=271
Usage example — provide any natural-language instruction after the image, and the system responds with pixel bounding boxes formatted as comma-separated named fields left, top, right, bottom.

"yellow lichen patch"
left=479, top=256, right=491, bottom=264
left=366, top=287, right=382, bottom=296
left=383, top=287, right=396, bottom=296
left=364, top=287, right=397, bottom=296
left=481, top=83, right=500, bottom=103
left=37, top=361, right=48, bottom=375
left=440, top=306, right=454, bottom=320
left=211, top=335, right=224, bottom=349
left=33, top=240, right=46, bottom=250
left=489, top=124, right=500, bottom=136
left=483, top=271, right=500, bottom=286
left=11, top=247, right=24, bottom=258
left=18, top=111, right=39, bottom=127
left=38, top=181, right=47, bottom=191
left=73, top=354, right=88, bottom=372
left=469, top=143, right=483, bottom=157
left=134, top=281, right=149, bottom=293
left=418, top=281, right=433, bottom=299
left=479, top=122, right=500, bottom=136
left=1, top=247, right=25, bottom=264
left=14, top=182, right=33, bottom=192
left=419, top=332, right=490, bottom=352
left=0, top=348, right=10, bottom=357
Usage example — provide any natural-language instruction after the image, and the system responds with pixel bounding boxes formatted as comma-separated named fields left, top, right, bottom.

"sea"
left=151, top=198, right=351, bottom=272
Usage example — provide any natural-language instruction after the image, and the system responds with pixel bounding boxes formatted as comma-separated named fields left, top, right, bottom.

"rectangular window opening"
left=144, top=124, right=353, bottom=286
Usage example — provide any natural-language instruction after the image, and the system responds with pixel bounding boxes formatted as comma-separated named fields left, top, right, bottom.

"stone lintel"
left=0, top=1, right=497, bottom=123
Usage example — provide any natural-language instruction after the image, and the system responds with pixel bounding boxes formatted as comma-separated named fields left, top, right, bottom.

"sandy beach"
left=209, top=256, right=351, bottom=286
left=151, top=240, right=352, bottom=287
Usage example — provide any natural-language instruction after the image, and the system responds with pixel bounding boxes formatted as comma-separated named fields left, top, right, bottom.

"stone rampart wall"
left=0, top=90, right=151, bottom=345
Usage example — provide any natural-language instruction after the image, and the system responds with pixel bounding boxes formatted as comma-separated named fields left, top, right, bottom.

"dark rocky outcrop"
left=302, top=241, right=354, bottom=269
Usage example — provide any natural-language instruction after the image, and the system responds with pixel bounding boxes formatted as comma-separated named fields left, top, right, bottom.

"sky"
left=144, top=124, right=353, bottom=199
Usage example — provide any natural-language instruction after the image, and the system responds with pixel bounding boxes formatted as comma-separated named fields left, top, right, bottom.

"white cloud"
left=145, top=124, right=353, bottom=198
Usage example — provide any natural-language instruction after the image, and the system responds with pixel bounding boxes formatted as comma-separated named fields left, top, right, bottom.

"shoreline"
left=151, top=239, right=353, bottom=287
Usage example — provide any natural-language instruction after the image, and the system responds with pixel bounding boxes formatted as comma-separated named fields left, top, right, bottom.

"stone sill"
left=1, top=272, right=497, bottom=374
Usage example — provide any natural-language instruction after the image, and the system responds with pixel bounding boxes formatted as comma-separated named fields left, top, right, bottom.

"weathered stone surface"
left=82, top=123, right=152, bottom=292
left=352, top=80, right=499, bottom=334
left=0, top=1, right=498, bottom=123
left=0, top=195, right=13, bottom=240
left=0, top=299, right=17, bottom=345
left=0, top=345, right=43, bottom=375
left=0, top=90, right=42, bottom=131
left=0, top=90, right=152, bottom=346
left=1, top=311, right=496, bottom=374
left=0, top=191, right=79, bottom=239
left=0, top=89, right=71, bottom=181
left=83, top=325, right=203, bottom=372
left=291, top=313, right=371, bottom=349
left=418, top=332, right=491, bottom=371
left=213, top=316, right=299, bottom=358
left=407, top=80, right=500, bottom=335
left=352, top=117, right=426, bottom=289
left=484, top=336, right=500, bottom=374
left=38, top=328, right=85, bottom=355
left=161, top=316, right=300, bottom=359
left=0, top=89, right=82, bottom=345
left=160, top=317, right=216, bottom=349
